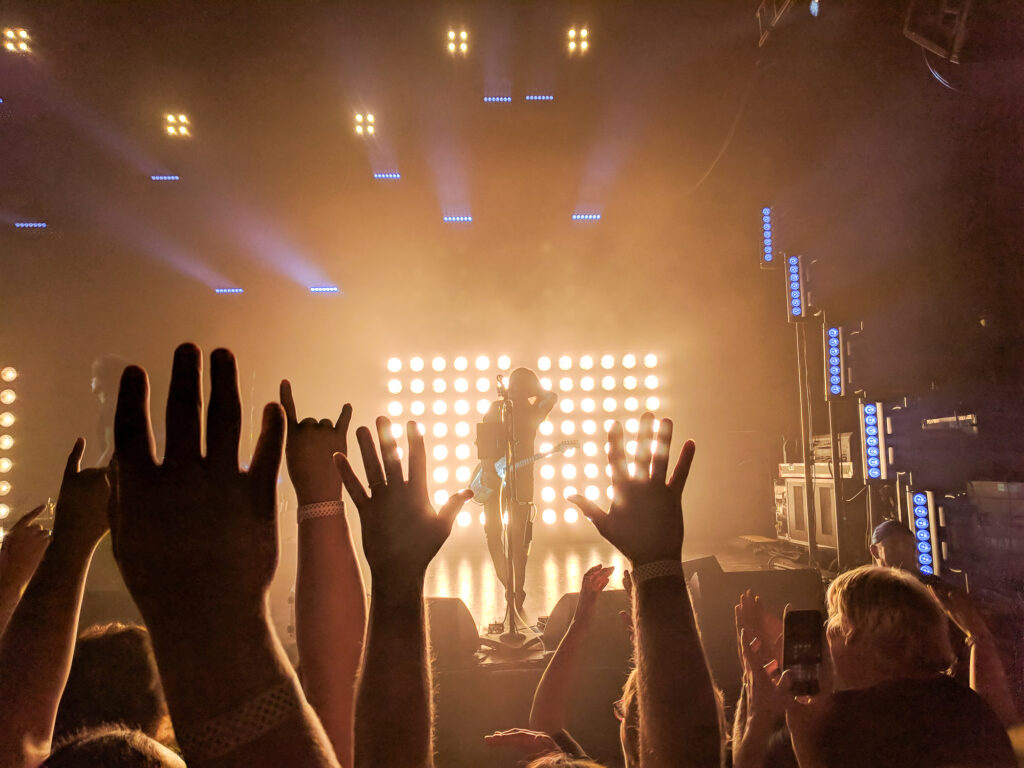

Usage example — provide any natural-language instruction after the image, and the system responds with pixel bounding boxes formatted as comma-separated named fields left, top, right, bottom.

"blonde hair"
left=826, top=566, right=953, bottom=678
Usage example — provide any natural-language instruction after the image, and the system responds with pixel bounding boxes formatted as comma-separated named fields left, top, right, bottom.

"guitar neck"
left=511, top=446, right=569, bottom=471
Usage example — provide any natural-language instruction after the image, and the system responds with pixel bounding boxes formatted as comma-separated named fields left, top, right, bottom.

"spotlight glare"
left=410, top=356, right=425, bottom=372
left=0, top=390, right=14, bottom=405
left=624, top=397, right=640, bottom=412
left=622, top=354, right=637, bottom=369
left=387, top=401, right=403, bottom=417
left=625, top=418, right=640, bottom=433
left=558, top=355, right=572, bottom=371
left=537, top=356, right=551, bottom=371
left=475, top=355, right=490, bottom=371
left=457, top=511, right=471, bottom=527
left=562, top=464, right=577, bottom=480
left=601, top=376, right=615, bottom=391
left=497, top=355, right=511, bottom=370
left=391, top=423, right=404, bottom=439
left=561, top=420, right=576, bottom=436
left=581, top=397, right=595, bottom=413
left=585, top=485, right=600, bottom=501
left=624, top=376, right=638, bottom=390
left=602, top=397, right=616, bottom=412
left=540, top=377, right=552, bottom=391
left=0, top=435, right=11, bottom=449
left=579, top=355, right=594, bottom=370
left=387, top=379, right=402, bottom=394
left=454, top=399, right=470, bottom=415
left=560, top=399, right=575, bottom=413
left=559, top=377, right=573, bottom=392
left=476, top=377, right=490, bottom=393
left=0, top=458, right=11, bottom=473
left=541, top=487, right=556, bottom=503
left=434, top=489, right=449, bottom=506
left=542, top=508, right=557, bottom=525
left=456, top=466, right=471, bottom=482
left=644, top=354, right=657, bottom=367
left=0, top=504, right=7, bottom=519
left=432, top=356, right=446, bottom=372
left=539, top=421, right=554, bottom=436
left=583, top=441, right=598, bottom=456
left=563, top=486, right=577, bottom=500
left=411, top=401, right=425, bottom=416
left=0, top=414, right=13, bottom=428
left=0, top=481, right=9, bottom=496
left=455, top=421, right=471, bottom=437
left=580, top=376, right=595, bottom=392
left=584, top=463, right=599, bottom=478
left=433, top=445, right=448, bottom=461
left=600, top=355, right=614, bottom=369
left=564, top=508, right=579, bottom=524
left=455, top=443, right=470, bottom=459
left=433, top=467, right=448, bottom=483
left=476, top=399, right=490, bottom=415
left=645, top=375, right=659, bottom=389
left=646, top=396, right=660, bottom=410
left=541, top=465, right=556, bottom=480
left=432, top=378, right=447, bottom=393
left=453, top=356, right=468, bottom=372
left=0, top=368, right=16, bottom=383
left=410, top=378, right=425, bottom=394
left=432, top=400, right=447, bottom=415
left=582, top=419, right=597, bottom=435
left=454, top=377, right=469, bottom=393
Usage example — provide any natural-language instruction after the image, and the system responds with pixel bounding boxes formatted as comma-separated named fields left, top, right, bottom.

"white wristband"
left=632, top=560, right=684, bottom=584
left=297, top=500, right=345, bottom=523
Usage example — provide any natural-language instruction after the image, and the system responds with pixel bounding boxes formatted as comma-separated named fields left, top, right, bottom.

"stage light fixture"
left=475, top=355, right=490, bottom=371
left=391, top=423, right=404, bottom=439
left=786, top=255, right=807, bottom=321
left=623, top=376, right=637, bottom=390
left=387, top=357, right=402, bottom=372
left=454, top=399, right=470, bottom=415
left=541, top=465, right=556, bottom=480
left=431, top=356, right=446, bottom=372
left=0, top=414, right=13, bottom=428
left=0, top=368, right=15, bottom=384
left=624, top=397, right=640, bottom=412
left=601, top=376, right=615, bottom=390
left=411, top=401, right=425, bottom=416
left=457, top=510, right=472, bottom=527
left=537, top=356, right=551, bottom=371
left=567, top=26, right=589, bottom=54
left=387, top=379, right=402, bottom=395
left=644, top=354, right=658, bottom=368
left=564, top=508, right=579, bottom=524
left=810, top=0, right=820, bottom=17
left=560, top=399, right=574, bottom=413
left=354, top=113, right=375, bottom=136
left=525, top=94, right=554, bottom=101
left=0, top=390, right=14, bottom=405
left=455, top=422, right=471, bottom=438
left=447, top=28, right=469, bottom=55
left=581, top=398, right=595, bottom=413
left=907, top=489, right=939, bottom=574
left=214, top=288, right=243, bottom=294
left=453, top=378, right=468, bottom=393
left=165, top=114, right=191, bottom=138
left=560, top=420, right=575, bottom=436
left=482, top=96, right=512, bottom=103
left=646, top=396, right=660, bottom=410
left=0, top=505, right=8, bottom=519
left=373, top=171, right=400, bottom=180
left=583, top=441, right=598, bottom=457
left=476, top=399, right=489, bottom=414
left=309, top=285, right=339, bottom=293
left=760, top=207, right=777, bottom=267
left=433, top=445, right=448, bottom=462
left=433, top=467, right=448, bottom=483
left=410, top=379, right=425, bottom=394
left=387, top=401, right=402, bottom=417
left=572, top=213, right=601, bottom=221
left=0, top=481, right=9, bottom=495
left=432, top=378, right=446, bottom=393
left=475, top=377, right=489, bottom=393
left=859, top=402, right=887, bottom=481
left=14, top=222, right=46, bottom=228
left=542, top=508, right=557, bottom=525
left=558, top=356, right=572, bottom=371
left=151, top=175, right=180, bottom=181
left=434, top=490, right=448, bottom=505
left=541, top=487, right=556, bottom=503
left=456, top=466, right=471, bottom=483
left=4, top=28, right=30, bottom=53
left=600, top=355, right=614, bottom=369
left=432, top=400, right=447, bottom=415
left=602, top=397, right=616, bottom=412
left=559, top=377, right=573, bottom=392
left=540, top=377, right=552, bottom=391
left=824, top=326, right=847, bottom=398
left=563, top=485, right=577, bottom=500
left=410, top=356, right=425, bottom=372
left=0, top=435, right=11, bottom=450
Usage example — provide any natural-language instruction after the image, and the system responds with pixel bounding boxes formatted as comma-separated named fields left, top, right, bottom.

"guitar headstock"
left=555, top=439, right=581, bottom=455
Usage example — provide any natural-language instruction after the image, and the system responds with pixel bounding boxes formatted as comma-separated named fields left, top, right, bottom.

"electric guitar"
left=469, top=440, right=579, bottom=505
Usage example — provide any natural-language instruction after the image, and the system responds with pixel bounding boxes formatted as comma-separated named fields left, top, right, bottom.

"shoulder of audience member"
left=43, top=725, right=184, bottom=768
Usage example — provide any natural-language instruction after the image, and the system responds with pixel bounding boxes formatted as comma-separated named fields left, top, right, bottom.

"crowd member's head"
left=825, top=566, right=953, bottom=689
left=526, top=756, right=606, bottom=768
left=43, top=726, right=184, bottom=768
left=54, top=623, right=168, bottom=741
left=617, top=668, right=640, bottom=768
left=868, top=520, right=918, bottom=571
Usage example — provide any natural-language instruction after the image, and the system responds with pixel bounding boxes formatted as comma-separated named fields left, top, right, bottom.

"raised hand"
left=109, top=343, right=284, bottom=620
left=53, top=438, right=110, bottom=556
left=281, top=380, right=352, bottom=505
left=0, top=505, right=50, bottom=588
left=735, top=589, right=785, bottom=672
left=570, top=412, right=695, bottom=566
left=334, top=417, right=472, bottom=586
left=574, top=563, right=614, bottom=624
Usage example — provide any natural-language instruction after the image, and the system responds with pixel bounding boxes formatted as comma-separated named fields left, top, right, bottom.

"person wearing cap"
left=869, top=520, right=919, bottom=570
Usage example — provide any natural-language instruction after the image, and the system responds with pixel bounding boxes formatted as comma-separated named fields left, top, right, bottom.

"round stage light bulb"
left=411, top=401, right=425, bottom=416
left=602, top=397, right=616, bottom=412
left=584, top=463, right=599, bottom=479
left=606, top=486, right=615, bottom=500
left=625, top=397, right=640, bottom=412
left=410, top=356, right=424, bottom=372
left=366, top=114, right=374, bottom=123
left=583, top=441, right=598, bottom=456
left=476, top=377, right=490, bottom=393
left=387, top=379, right=402, bottom=394
left=387, top=401, right=403, bottom=417
left=456, top=511, right=471, bottom=528
left=476, top=399, right=490, bottom=414
left=563, top=486, right=577, bottom=500
left=626, top=440, right=638, bottom=455
left=432, top=378, right=446, bottom=393
left=497, top=355, right=511, bottom=370
left=448, top=30, right=456, bottom=40
left=542, top=508, right=557, bottom=525
left=453, top=356, right=468, bottom=371
left=0, top=414, right=12, bottom=428
left=628, top=462, right=637, bottom=477
left=585, top=485, right=600, bottom=501
left=391, top=423, right=404, bottom=439
left=625, top=418, right=640, bottom=433
left=561, top=420, right=575, bottom=436
left=561, top=464, right=576, bottom=480
left=580, top=40, right=588, bottom=51
left=540, top=377, right=552, bottom=391
left=0, top=458, right=10, bottom=473
left=624, top=376, right=637, bottom=390
left=581, top=398, right=595, bottom=413
left=448, top=41, right=456, bottom=52
left=432, top=356, right=446, bottom=372
left=537, top=356, right=551, bottom=371
left=455, top=444, right=471, bottom=460
left=622, top=354, right=636, bottom=369
left=601, top=376, right=615, bottom=391
left=568, top=40, right=577, bottom=51
left=0, top=391, right=15, bottom=405
left=433, top=467, right=448, bottom=483
left=559, top=377, right=573, bottom=392
left=604, top=419, right=615, bottom=432
left=475, top=355, right=490, bottom=371
left=580, top=376, right=594, bottom=392
left=580, top=28, right=588, bottom=38
left=647, top=396, right=660, bottom=410
left=433, top=423, right=448, bottom=438
left=539, top=421, right=554, bottom=436
left=455, top=421, right=470, bottom=437
left=0, top=368, right=16, bottom=383
left=433, top=445, right=448, bottom=461
left=456, top=466, right=471, bottom=483
left=564, top=508, right=579, bottom=524
left=434, top=489, right=449, bottom=505
left=0, top=435, right=11, bottom=450
left=600, top=355, right=614, bottom=369
left=558, top=355, right=572, bottom=371
left=453, top=377, right=468, bottom=393
left=460, top=42, right=468, bottom=52
left=579, top=355, right=594, bottom=370
left=460, top=30, right=468, bottom=40
left=410, top=378, right=425, bottom=394
left=541, top=487, right=556, bottom=503
left=387, top=357, right=402, bottom=372
left=582, top=419, right=596, bottom=435
left=541, top=465, right=555, bottom=480
left=539, top=442, right=553, bottom=453
left=455, top=399, right=470, bottom=415
left=0, top=481, right=9, bottom=496
left=0, top=504, right=8, bottom=519
left=644, top=353, right=657, bottom=368
left=645, top=375, right=659, bottom=389
left=432, top=400, right=447, bottom=415
left=479, top=512, right=486, bottom=526
left=560, top=399, right=574, bottom=413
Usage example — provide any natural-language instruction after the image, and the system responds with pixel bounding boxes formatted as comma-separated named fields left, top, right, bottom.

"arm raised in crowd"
left=529, top=563, right=615, bottom=737
left=109, top=344, right=337, bottom=768
left=281, top=381, right=365, bottom=767
left=571, top=413, right=721, bottom=768
left=0, top=504, right=50, bottom=638
left=0, top=439, right=109, bottom=768
left=335, top=417, right=472, bottom=768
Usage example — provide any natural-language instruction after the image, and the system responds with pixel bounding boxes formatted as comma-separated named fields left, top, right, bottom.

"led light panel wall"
left=760, top=206, right=776, bottom=268
left=906, top=489, right=940, bottom=575
left=0, top=366, right=17, bottom=524
left=824, top=326, right=846, bottom=399
left=859, top=402, right=886, bottom=481
left=786, top=255, right=806, bottom=321
left=382, top=353, right=661, bottom=530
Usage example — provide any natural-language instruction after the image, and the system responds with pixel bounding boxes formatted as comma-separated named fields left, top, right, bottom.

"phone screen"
left=782, top=608, right=823, bottom=695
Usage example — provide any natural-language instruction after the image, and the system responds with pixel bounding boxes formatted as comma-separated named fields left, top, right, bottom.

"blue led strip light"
left=14, top=222, right=46, bottom=228
left=214, top=288, right=244, bottom=294
left=786, top=255, right=806, bottom=321
left=151, top=175, right=180, bottom=181
left=309, top=285, right=339, bottom=293
left=483, top=96, right=512, bottom=103
left=908, top=490, right=939, bottom=575
left=373, top=172, right=401, bottom=179
left=859, top=402, right=887, bottom=481
left=761, top=207, right=775, bottom=267
left=572, top=213, right=601, bottom=221
left=443, top=215, right=472, bottom=223
left=825, top=326, right=845, bottom=398
left=524, top=95, right=554, bottom=101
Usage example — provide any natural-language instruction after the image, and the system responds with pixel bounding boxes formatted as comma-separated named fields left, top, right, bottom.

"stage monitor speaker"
left=690, top=568, right=825, bottom=699
left=425, top=597, right=480, bottom=669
